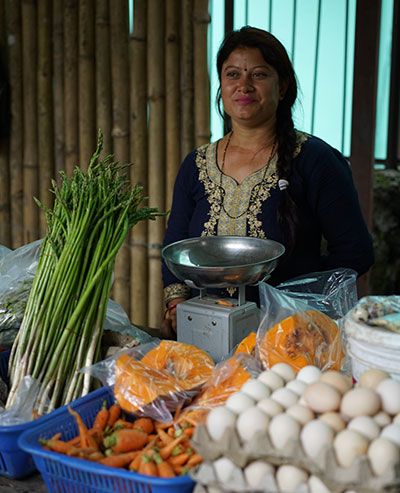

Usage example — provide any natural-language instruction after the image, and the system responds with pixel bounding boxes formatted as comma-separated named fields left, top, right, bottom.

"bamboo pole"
left=53, top=0, right=65, bottom=177
left=165, top=0, right=180, bottom=210
left=147, top=0, right=165, bottom=329
left=22, top=0, right=39, bottom=244
left=194, top=0, right=211, bottom=146
left=78, top=0, right=95, bottom=168
left=37, top=0, right=54, bottom=237
left=129, top=0, right=148, bottom=326
left=110, top=0, right=130, bottom=313
left=7, top=0, right=23, bottom=248
left=0, top=0, right=10, bottom=247
left=64, top=0, right=79, bottom=175
left=95, top=0, right=112, bottom=154
left=180, top=0, right=194, bottom=158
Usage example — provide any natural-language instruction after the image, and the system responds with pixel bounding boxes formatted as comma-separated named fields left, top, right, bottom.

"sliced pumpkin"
left=258, top=309, right=344, bottom=371
left=234, top=331, right=257, bottom=356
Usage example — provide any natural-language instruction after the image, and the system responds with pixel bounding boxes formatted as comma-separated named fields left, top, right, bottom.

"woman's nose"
left=238, top=74, right=254, bottom=92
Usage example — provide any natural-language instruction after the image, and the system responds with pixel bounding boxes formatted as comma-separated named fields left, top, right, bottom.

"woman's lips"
left=235, top=96, right=255, bottom=105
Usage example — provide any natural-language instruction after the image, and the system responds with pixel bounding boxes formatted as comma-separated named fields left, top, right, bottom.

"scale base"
left=177, top=295, right=260, bottom=362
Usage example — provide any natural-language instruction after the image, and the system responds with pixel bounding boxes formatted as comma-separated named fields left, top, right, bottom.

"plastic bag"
left=0, top=240, right=42, bottom=347
left=351, top=295, right=400, bottom=333
left=81, top=340, right=215, bottom=422
left=257, top=269, right=357, bottom=372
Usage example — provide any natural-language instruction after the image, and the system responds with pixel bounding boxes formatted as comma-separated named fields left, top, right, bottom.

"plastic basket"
left=19, top=386, right=196, bottom=493
left=0, top=354, right=104, bottom=480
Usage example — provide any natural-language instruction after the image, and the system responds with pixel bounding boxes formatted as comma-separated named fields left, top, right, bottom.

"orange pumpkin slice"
left=258, top=309, right=344, bottom=371
left=234, top=331, right=257, bottom=355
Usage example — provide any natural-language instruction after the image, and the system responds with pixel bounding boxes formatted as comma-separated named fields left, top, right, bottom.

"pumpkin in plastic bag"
left=258, top=309, right=344, bottom=371
left=234, top=331, right=257, bottom=355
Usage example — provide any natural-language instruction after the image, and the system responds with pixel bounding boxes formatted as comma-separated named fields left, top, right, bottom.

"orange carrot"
left=147, top=433, right=157, bottom=443
left=113, top=419, right=134, bottom=430
left=154, top=454, right=176, bottom=478
left=173, top=465, right=190, bottom=476
left=157, top=428, right=173, bottom=445
left=99, top=450, right=139, bottom=468
left=50, top=432, right=62, bottom=441
left=106, top=403, right=121, bottom=428
left=133, top=417, right=154, bottom=434
left=66, top=428, right=99, bottom=447
left=168, top=453, right=189, bottom=466
left=92, top=401, right=109, bottom=432
left=68, top=407, right=99, bottom=450
left=128, top=438, right=157, bottom=471
left=40, top=438, right=78, bottom=455
left=103, top=428, right=148, bottom=454
left=159, top=435, right=186, bottom=460
left=187, top=454, right=203, bottom=467
left=87, top=451, right=106, bottom=461
left=138, top=455, right=158, bottom=476
left=183, top=427, right=194, bottom=438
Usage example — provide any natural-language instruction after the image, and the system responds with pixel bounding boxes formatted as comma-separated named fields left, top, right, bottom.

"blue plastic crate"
left=0, top=353, right=106, bottom=480
left=19, top=386, right=196, bottom=493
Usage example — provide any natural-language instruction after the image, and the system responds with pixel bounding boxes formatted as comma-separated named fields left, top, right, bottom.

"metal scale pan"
left=162, top=236, right=285, bottom=361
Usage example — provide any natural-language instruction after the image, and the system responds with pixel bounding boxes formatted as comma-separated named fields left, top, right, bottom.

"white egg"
left=270, top=387, right=298, bottom=409
left=206, top=406, right=236, bottom=441
left=258, top=370, right=285, bottom=390
left=319, top=371, right=353, bottom=394
left=367, top=437, right=400, bottom=476
left=269, top=413, right=301, bottom=450
left=241, top=379, right=271, bottom=401
left=394, top=413, right=400, bottom=424
left=225, top=392, right=255, bottom=415
left=236, top=406, right=269, bottom=442
left=213, top=457, right=236, bottom=483
left=276, top=465, right=308, bottom=493
left=380, top=423, right=400, bottom=447
left=348, top=416, right=380, bottom=440
left=308, top=475, right=331, bottom=493
left=319, top=412, right=346, bottom=432
left=257, top=397, right=284, bottom=417
left=333, top=429, right=369, bottom=467
left=286, top=379, right=307, bottom=396
left=303, top=381, right=342, bottom=413
left=376, top=379, right=400, bottom=415
left=340, top=388, right=381, bottom=418
left=271, top=362, right=296, bottom=382
left=373, top=411, right=392, bottom=427
left=297, top=365, right=321, bottom=384
left=359, top=368, right=390, bottom=389
left=244, top=460, right=275, bottom=488
left=286, top=404, right=315, bottom=426
left=300, top=419, right=334, bottom=459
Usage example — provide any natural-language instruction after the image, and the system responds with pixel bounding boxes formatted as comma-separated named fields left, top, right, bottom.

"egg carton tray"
left=191, top=425, right=400, bottom=493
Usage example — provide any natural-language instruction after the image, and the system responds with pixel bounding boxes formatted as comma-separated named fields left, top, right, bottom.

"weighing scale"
left=162, top=236, right=285, bottom=361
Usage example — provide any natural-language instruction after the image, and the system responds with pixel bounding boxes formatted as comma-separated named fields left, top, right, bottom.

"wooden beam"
left=350, top=0, right=381, bottom=228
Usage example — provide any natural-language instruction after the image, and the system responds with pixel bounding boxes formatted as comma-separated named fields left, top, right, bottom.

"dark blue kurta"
left=162, top=132, right=374, bottom=305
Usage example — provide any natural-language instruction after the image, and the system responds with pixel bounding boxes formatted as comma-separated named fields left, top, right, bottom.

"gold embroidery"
left=164, top=283, right=191, bottom=306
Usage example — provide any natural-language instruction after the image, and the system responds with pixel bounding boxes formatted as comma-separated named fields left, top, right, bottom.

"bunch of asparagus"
left=7, top=133, right=161, bottom=412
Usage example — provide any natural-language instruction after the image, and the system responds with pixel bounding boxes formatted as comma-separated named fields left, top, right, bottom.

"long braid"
left=276, top=105, right=298, bottom=251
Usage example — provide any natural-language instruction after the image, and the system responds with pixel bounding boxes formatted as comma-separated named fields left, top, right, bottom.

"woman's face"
left=220, top=47, right=284, bottom=128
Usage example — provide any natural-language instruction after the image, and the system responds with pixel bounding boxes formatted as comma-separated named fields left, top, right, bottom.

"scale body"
left=177, top=289, right=260, bottom=362
left=162, top=236, right=285, bottom=361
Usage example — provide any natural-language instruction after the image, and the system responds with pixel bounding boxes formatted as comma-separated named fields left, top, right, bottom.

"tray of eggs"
left=191, top=363, right=400, bottom=493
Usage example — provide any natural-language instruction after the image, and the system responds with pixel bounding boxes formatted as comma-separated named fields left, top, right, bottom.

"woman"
left=162, top=26, right=374, bottom=333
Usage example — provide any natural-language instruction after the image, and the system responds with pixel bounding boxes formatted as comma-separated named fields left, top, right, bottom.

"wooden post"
left=79, top=0, right=95, bottom=167
left=95, top=0, right=112, bottom=154
left=180, top=0, right=194, bottom=158
left=37, top=0, right=54, bottom=236
left=147, top=0, right=165, bottom=329
left=194, top=0, right=211, bottom=147
left=350, top=0, right=381, bottom=296
left=110, top=0, right=130, bottom=313
left=130, top=0, right=148, bottom=325
left=22, top=0, right=39, bottom=243
left=165, top=0, right=180, bottom=210
left=7, top=0, right=23, bottom=248
left=53, top=0, right=65, bottom=177
left=64, top=0, right=79, bottom=175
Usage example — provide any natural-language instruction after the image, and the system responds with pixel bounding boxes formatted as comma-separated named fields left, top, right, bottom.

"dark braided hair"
left=216, top=26, right=299, bottom=250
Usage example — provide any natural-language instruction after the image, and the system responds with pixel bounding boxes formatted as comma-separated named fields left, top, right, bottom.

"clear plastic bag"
left=257, top=269, right=358, bottom=372
left=81, top=340, right=216, bottom=422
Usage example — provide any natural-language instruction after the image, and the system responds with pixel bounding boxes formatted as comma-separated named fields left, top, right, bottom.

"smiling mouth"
left=235, top=97, right=255, bottom=105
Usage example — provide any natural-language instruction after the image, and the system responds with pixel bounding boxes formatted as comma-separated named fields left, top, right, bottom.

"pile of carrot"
left=40, top=400, right=202, bottom=478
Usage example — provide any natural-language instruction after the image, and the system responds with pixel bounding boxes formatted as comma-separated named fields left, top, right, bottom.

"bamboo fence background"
left=0, top=0, right=211, bottom=329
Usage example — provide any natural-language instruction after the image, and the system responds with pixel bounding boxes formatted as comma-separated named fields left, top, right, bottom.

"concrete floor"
left=0, top=473, right=47, bottom=492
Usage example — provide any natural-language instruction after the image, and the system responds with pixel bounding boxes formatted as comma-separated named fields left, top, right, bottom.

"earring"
left=278, top=179, right=289, bottom=190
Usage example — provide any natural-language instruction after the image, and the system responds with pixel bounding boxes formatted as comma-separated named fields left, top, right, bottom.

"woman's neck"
left=229, top=122, right=277, bottom=151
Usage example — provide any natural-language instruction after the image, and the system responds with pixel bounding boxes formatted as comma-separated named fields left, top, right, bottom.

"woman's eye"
left=226, top=71, right=239, bottom=79
left=252, top=72, right=268, bottom=79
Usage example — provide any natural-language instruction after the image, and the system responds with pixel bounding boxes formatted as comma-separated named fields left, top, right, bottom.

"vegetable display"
left=6, top=133, right=161, bottom=412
